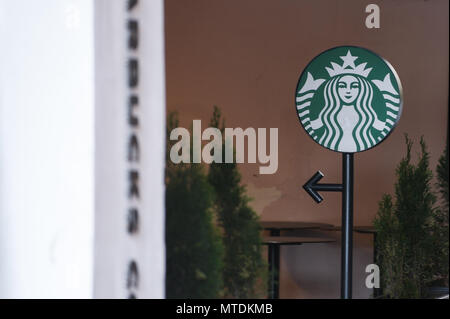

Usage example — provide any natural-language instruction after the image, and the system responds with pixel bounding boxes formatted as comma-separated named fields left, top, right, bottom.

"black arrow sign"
left=303, top=171, right=343, bottom=203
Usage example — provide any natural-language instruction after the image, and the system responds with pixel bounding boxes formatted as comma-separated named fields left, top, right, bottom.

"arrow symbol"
left=303, top=171, right=343, bottom=203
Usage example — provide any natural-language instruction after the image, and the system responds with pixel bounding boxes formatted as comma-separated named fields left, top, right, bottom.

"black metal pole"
left=303, top=153, right=355, bottom=298
left=341, top=153, right=354, bottom=299
left=268, top=243, right=279, bottom=299
left=268, top=229, right=280, bottom=299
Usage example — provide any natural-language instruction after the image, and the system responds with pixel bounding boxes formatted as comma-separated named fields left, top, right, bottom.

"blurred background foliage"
left=165, top=112, right=224, bottom=298
left=208, top=106, right=267, bottom=298
left=165, top=107, right=267, bottom=298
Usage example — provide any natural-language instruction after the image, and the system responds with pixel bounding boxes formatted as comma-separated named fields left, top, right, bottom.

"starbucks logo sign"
left=295, top=46, right=402, bottom=153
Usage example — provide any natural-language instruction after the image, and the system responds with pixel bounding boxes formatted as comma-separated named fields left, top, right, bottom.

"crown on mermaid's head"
left=325, top=50, right=372, bottom=78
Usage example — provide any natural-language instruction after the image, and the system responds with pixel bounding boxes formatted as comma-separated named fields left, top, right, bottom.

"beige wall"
left=165, top=0, right=449, bottom=298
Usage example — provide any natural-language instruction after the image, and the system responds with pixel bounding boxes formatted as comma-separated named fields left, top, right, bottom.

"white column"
left=94, top=0, right=166, bottom=298
left=0, top=0, right=94, bottom=298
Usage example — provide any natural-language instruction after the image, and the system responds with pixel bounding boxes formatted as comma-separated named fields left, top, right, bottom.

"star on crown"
left=325, top=50, right=373, bottom=78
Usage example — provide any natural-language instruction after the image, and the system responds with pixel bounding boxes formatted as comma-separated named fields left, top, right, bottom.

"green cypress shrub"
left=208, top=106, right=267, bottom=298
left=374, top=135, right=438, bottom=298
left=430, top=137, right=449, bottom=287
left=436, top=138, right=449, bottom=208
left=165, top=112, right=224, bottom=298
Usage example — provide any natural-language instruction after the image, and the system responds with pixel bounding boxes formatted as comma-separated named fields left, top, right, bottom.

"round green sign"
left=295, top=46, right=402, bottom=153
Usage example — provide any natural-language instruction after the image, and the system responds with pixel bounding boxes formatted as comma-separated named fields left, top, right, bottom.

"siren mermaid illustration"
left=296, top=50, right=401, bottom=153
left=310, top=73, right=386, bottom=152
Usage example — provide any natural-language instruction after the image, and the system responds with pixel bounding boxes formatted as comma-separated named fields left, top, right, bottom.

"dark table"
left=322, top=225, right=376, bottom=233
left=261, top=221, right=333, bottom=235
left=260, top=221, right=335, bottom=299
left=263, top=236, right=336, bottom=245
